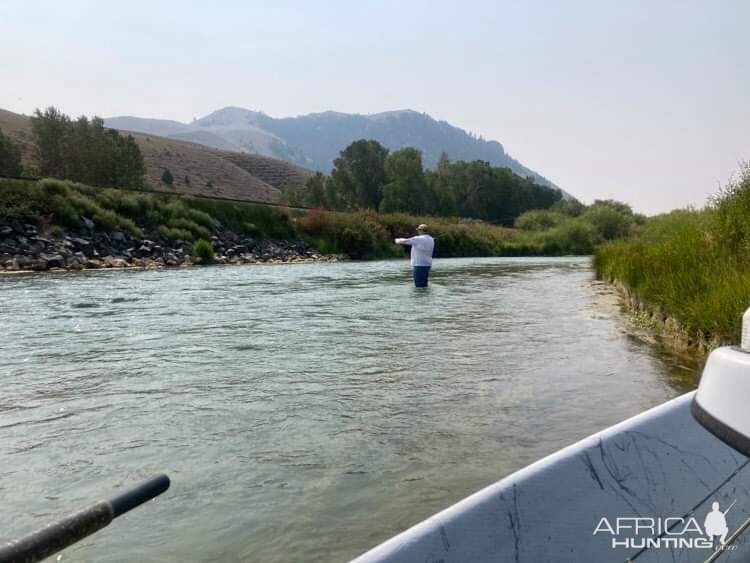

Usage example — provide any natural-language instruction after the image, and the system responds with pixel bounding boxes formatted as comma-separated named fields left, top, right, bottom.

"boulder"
left=31, top=258, right=48, bottom=271
left=4, top=258, right=19, bottom=271
left=110, top=258, right=130, bottom=268
left=71, top=237, right=92, bottom=250
left=41, top=254, right=65, bottom=268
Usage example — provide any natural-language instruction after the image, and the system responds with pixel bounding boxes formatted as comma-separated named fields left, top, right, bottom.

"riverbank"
left=0, top=216, right=339, bottom=273
left=594, top=164, right=750, bottom=354
left=0, top=177, right=603, bottom=268
left=601, top=276, right=720, bottom=357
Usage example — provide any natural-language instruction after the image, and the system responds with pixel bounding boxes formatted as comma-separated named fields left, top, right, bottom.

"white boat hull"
left=352, top=392, right=750, bottom=562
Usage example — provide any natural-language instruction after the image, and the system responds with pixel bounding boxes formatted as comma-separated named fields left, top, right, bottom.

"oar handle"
left=109, top=473, right=170, bottom=518
left=0, top=474, right=170, bottom=563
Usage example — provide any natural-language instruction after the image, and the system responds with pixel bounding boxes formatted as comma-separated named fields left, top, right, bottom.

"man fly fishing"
left=395, top=224, right=435, bottom=288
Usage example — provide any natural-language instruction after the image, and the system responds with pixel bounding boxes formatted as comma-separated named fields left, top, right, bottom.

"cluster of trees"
left=513, top=199, right=646, bottom=254
left=30, top=107, right=146, bottom=189
left=0, top=128, right=23, bottom=177
left=299, top=139, right=562, bottom=224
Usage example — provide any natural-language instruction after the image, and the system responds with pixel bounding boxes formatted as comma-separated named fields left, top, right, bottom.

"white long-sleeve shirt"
left=395, top=234, right=435, bottom=266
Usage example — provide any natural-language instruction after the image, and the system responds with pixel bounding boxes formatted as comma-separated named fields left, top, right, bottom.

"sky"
left=1, top=0, right=748, bottom=214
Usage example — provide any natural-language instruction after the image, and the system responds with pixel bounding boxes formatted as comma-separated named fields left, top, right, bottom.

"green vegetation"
left=162, top=169, right=174, bottom=186
left=0, top=177, right=299, bottom=243
left=513, top=199, right=644, bottom=255
left=30, top=107, right=145, bottom=189
left=1, top=175, right=642, bottom=261
left=192, top=239, right=215, bottom=264
left=0, top=128, right=23, bottom=177
left=299, top=140, right=562, bottom=224
left=595, top=164, right=750, bottom=345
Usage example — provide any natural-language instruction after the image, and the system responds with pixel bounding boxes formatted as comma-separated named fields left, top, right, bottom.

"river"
left=0, top=257, right=701, bottom=562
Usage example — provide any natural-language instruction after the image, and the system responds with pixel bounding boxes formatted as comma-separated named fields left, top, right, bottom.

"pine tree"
left=0, top=128, right=23, bottom=177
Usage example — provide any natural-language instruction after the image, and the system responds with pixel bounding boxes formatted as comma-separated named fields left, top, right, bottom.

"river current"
left=0, top=257, right=699, bottom=562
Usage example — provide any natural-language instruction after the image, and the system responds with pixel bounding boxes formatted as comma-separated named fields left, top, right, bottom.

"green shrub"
left=162, top=169, right=174, bottom=186
left=242, top=222, right=260, bottom=237
left=156, top=225, right=193, bottom=243
left=166, top=217, right=210, bottom=240
left=192, top=239, right=215, bottom=265
left=37, top=178, right=71, bottom=197
left=543, top=218, right=598, bottom=255
left=514, top=209, right=566, bottom=231
left=582, top=205, right=634, bottom=240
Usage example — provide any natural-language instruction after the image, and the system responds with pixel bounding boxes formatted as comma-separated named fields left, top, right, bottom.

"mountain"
left=105, top=107, right=565, bottom=194
left=0, top=109, right=312, bottom=204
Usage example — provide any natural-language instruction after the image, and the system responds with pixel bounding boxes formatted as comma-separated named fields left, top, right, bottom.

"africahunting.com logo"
left=593, top=500, right=738, bottom=550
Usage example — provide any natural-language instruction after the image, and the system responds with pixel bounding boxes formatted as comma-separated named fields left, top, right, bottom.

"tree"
left=301, top=139, right=562, bottom=222
left=328, top=139, right=389, bottom=209
left=30, top=107, right=146, bottom=189
left=425, top=169, right=457, bottom=216
left=436, top=152, right=450, bottom=177
left=0, top=128, right=23, bottom=177
left=121, top=135, right=145, bottom=189
left=161, top=168, right=174, bottom=186
left=31, top=107, right=69, bottom=178
left=380, top=148, right=429, bottom=214
left=582, top=204, right=634, bottom=240
left=303, top=172, right=328, bottom=207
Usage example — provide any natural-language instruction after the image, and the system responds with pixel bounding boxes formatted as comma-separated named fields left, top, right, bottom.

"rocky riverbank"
left=0, top=218, right=339, bottom=273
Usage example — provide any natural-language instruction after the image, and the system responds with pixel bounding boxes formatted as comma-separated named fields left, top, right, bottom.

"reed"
left=595, top=164, right=750, bottom=345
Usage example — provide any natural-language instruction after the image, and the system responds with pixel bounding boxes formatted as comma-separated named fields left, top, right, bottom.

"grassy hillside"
left=126, top=131, right=281, bottom=202
left=219, top=151, right=312, bottom=194
left=0, top=108, right=311, bottom=204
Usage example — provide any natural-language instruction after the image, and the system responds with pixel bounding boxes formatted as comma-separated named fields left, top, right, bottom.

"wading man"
left=395, top=224, right=435, bottom=288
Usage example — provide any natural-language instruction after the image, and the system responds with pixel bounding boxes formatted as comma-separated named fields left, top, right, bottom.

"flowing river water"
left=0, top=257, right=701, bottom=562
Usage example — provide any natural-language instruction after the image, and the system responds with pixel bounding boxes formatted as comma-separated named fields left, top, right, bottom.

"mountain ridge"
left=0, top=108, right=312, bottom=204
left=105, top=106, right=567, bottom=196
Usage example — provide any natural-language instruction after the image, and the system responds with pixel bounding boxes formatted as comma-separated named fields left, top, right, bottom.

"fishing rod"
left=0, top=473, right=170, bottom=563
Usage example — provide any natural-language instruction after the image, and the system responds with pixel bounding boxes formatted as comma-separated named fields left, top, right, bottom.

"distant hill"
left=106, top=107, right=567, bottom=195
left=0, top=109, right=312, bottom=204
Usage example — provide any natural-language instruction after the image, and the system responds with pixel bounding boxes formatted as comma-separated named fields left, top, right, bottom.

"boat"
left=351, top=315, right=750, bottom=562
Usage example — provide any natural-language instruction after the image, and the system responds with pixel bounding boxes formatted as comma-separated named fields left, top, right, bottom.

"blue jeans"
left=413, top=266, right=431, bottom=288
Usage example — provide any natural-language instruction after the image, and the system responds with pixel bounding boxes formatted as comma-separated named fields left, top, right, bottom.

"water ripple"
left=0, top=257, right=699, bottom=562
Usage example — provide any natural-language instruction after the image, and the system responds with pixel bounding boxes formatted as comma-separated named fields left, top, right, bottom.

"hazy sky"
left=2, top=0, right=748, bottom=214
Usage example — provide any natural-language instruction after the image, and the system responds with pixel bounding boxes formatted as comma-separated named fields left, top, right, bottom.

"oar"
left=0, top=473, right=170, bottom=563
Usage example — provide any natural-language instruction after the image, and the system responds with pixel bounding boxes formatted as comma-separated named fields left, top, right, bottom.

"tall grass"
left=595, top=165, right=750, bottom=344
